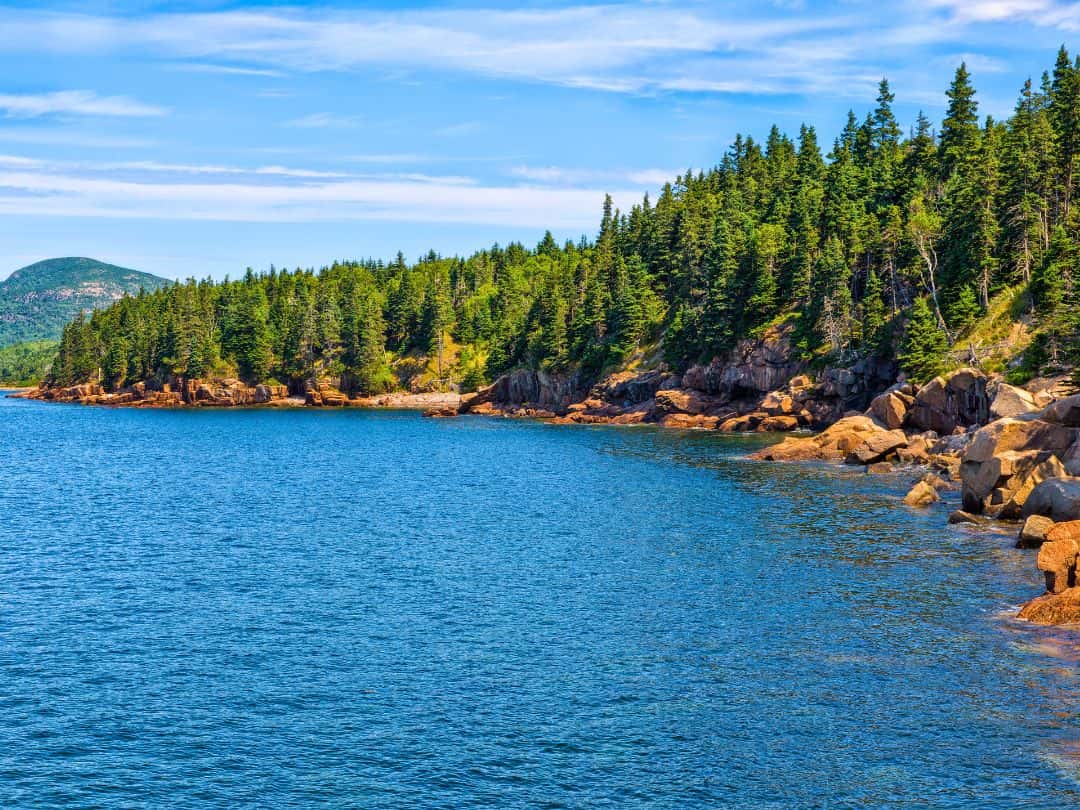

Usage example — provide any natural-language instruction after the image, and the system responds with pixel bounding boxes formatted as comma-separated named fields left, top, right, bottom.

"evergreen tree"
left=900, top=297, right=948, bottom=382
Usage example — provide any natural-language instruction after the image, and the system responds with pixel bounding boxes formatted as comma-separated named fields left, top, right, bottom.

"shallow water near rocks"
left=2, top=393, right=1079, bottom=807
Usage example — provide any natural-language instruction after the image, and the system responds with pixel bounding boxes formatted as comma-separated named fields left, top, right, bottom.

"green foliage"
left=946, top=286, right=981, bottom=332
left=0, top=257, right=168, bottom=347
left=0, top=340, right=57, bottom=385
left=46, top=49, right=1080, bottom=390
left=900, top=298, right=948, bottom=383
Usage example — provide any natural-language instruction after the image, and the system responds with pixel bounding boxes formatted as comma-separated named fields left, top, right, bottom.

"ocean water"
left=1, top=393, right=1079, bottom=808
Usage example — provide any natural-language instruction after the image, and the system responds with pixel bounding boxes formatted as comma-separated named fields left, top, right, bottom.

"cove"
left=1, top=393, right=1079, bottom=807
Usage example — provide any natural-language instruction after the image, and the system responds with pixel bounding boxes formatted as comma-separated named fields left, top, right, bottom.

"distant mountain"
left=0, top=257, right=170, bottom=347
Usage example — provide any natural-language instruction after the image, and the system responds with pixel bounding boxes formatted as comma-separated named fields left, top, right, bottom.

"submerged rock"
left=948, top=510, right=983, bottom=525
left=903, top=480, right=939, bottom=507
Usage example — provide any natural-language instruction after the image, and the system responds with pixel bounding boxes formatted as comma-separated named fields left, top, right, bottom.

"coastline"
left=7, top=383, right=464, bottom=413
left=15, top=365, right=1079, bottom=627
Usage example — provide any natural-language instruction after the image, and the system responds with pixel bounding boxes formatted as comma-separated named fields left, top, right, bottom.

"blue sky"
left=1, top=0, right=1079, bottom=280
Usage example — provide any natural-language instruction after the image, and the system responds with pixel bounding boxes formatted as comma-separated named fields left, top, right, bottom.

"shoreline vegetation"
left=10, top=48, right=1080, bottom=623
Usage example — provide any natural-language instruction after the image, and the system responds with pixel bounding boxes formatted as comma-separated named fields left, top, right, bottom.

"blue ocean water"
left=1, top=393, right=1078, bottom=808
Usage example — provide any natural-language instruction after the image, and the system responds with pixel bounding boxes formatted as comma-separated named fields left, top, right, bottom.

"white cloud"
left=434, top=122, right=482, bottom=137
left=510, top=165, right=677, bottom=187
left=0, top=5, right=942, bottom=100
left=0, top=154, right=44, bottom=167
left=0, top=90, right=165, bottom=118
left=0, top=4, right=1070, bottom=124
left=284, top=112, right=363, bottom=129
left=0, top=164, right=647, bottom=228
left=166, top=62, right=285, bottom=77
left=922, top=0, right=1052, bottom=23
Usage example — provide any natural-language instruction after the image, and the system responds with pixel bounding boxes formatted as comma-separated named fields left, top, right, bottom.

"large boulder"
left=654, top=388, right=715, bottom=415
left=960, top=449, right=1046, bottom=513
left=751, top=415, right=886, bottom=462
left=866, top=391, right=909, bottom=430
left=1065, top=440, right=1080, bottom=477
left=1048, top=521, right=1080, bottom=544
left=990, top=382, right=1040, bottom=419
left=1043, top=394, right=1080, bottom=427
left=846, top=429, right=908, bottom=465
left=1018, top=586, right=1080, bottom=625
left=659, top=413, right=720, bottom=430
left=758, top=414, right=799, bottom=432
left=963, top=417, right=1075, bottom=463
left=1035, top=523, right=1080, bottom=593
left=592, top=370, right=673, bottom=407
left=1022, top=478, right=1080, bottom=522
left=760, top=390, right=798, bottom=415
left=1017, top=515, right=1056, bottom=548
left=905, top=368, right=990, bottom=434
left=994, top=455, right=1068, bottom=519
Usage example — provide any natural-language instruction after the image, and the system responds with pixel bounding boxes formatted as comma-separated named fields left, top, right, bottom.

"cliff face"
left=465, top=324, right=898, bottom=430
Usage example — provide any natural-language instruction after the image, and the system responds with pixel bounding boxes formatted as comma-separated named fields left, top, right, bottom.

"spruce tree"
left=900, top=297, right=948, bottom=382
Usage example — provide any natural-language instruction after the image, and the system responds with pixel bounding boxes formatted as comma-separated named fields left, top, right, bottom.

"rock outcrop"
left=959, top=417, right=1077, bottom=514
left=681, top=326, right=803, bottom=399
left=1018, top=515, right=1056, bottom=548
left=19, top=376, right=290, bottom=408
left=750, top=415, right=897, bottom=462
left=905, top=368, right=990, bottom=434
left=867, top=390, right=911, bottom=430
left=1022, top=478, right=1080, bottom=522
left=1017, top=586, right=1080, bottom=625
left=1043, top=394, right=1080, bottom=427
left=305, top=380, right=348, bottom=406
left=990, top=383, right=1040, bottom=419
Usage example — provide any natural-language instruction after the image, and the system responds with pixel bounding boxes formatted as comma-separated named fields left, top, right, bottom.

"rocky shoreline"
left=10, top=327, right=1080, bottom=625
left=9, top=378, right=464, bottom=412
left=454, top=365, right=1080, bottom=626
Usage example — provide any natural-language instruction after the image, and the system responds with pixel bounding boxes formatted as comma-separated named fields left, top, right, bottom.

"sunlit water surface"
left=1, top=394, right=1079, bottom=807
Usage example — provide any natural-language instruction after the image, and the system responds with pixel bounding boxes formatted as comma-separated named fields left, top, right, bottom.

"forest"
left=49, top=49, right=1080, bottom=395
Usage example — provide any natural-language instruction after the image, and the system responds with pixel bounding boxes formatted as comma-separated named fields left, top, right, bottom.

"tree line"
left=51, top=50, right=1080, bottom=393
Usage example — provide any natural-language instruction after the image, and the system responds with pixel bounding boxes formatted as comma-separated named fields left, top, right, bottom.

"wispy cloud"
left=0, top=154, right=355, bottom=180
left=434, top=121, right=482, bottom=137
left=0, top=161, right=647, bottom=228
left=2, top=3, right=1065, bottom=102
left=166, top=62, right=285, bottom=78
left=0, top=90, right=165, bottom=118
left=285, top=112, right=363, bottom=129
left=510, top=165, right=677, bottom=187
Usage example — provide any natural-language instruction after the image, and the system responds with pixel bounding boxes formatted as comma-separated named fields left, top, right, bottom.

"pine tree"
left=940, top=62, right=980, bottom=178
left=900, top=297, right=949, bottom=382
left=861, top=267, right=886, bottom=356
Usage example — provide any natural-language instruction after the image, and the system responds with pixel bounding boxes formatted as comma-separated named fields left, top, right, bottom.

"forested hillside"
left=0, top=257, right=168, bottom=347
left=49, top=51, right=1080, bottom=395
